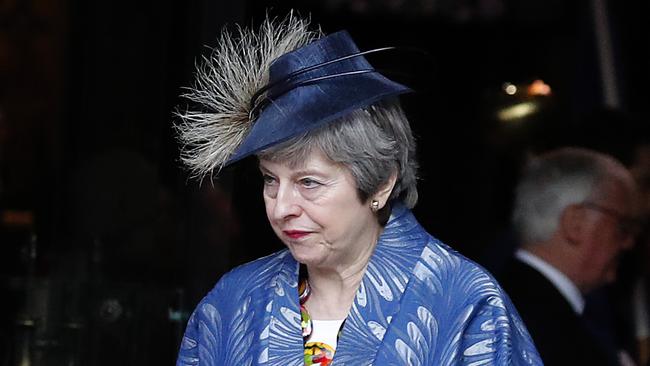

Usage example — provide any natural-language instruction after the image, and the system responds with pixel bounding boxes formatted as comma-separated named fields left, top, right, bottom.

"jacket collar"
left=267, top=203, right=429, bottom=364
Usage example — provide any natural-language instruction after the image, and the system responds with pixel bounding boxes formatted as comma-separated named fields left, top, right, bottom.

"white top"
left=308, top=319, right=346, bottom=349
left=515, top=249, right=585, bottom=315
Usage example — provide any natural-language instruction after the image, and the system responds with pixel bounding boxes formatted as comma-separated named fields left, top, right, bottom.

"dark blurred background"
left=0, top=0, right=648, bottom=364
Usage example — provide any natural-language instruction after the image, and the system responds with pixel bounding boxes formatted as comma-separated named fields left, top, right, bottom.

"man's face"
left=579, top=178, right=639, bottom=290
left=630, top=144, right=650, bottom=214
left=630, top=144, right=650, bottom=270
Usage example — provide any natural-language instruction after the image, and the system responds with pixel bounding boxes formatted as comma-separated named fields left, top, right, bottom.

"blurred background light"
left=527, top=79, right=552, bottom=96
left=503, top=82, right=518, bottom=95
left=497, top=101, right=538, bottom=122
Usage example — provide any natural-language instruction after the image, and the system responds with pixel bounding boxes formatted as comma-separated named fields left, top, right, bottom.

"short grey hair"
left=258, top=98, right=419, bottom=210
left=512, top=147, right=625, bottom=245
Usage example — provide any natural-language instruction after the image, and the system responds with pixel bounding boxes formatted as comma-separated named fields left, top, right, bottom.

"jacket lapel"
left=265, top=252, right=304, bottom=365
left=335, top=204, right=428, bottom=364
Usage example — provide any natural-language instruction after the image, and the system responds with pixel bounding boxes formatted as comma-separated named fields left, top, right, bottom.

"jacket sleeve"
left=459, top=294, right=543, bottom=365
left=176, top=275, right=232, bottom=366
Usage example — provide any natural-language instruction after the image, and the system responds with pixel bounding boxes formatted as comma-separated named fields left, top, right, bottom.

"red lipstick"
left=283, top=230, right=310, bottom=239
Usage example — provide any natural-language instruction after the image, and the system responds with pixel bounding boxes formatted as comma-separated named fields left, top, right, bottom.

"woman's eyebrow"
left=292, top=168, right=327, bottom=178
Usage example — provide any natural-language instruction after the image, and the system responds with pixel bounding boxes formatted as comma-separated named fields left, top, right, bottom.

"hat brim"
left=227, top=75, right=410, bottom=165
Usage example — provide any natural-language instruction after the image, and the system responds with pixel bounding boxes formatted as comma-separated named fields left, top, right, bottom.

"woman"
left=175, top=15, right=541, bottom=366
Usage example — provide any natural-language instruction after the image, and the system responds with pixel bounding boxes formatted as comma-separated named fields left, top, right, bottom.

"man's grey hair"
left=258, top=98, right=419, bottom=209
left=512, top=147, right=625, bottom=245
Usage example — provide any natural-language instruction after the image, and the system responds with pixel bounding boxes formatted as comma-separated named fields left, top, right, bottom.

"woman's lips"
left=283, top=230, right=310, bottom=239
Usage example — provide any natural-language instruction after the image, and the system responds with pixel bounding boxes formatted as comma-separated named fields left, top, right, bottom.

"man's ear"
left=372, top=172, right=398, bottom=209
left=559, top=204, right=586, bottom=246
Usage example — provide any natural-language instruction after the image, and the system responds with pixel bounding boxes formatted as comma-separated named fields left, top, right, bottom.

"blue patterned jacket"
left=177, top=204, right=542, bottom=365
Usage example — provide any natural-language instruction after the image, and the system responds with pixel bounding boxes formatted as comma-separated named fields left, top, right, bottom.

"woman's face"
left=259, top=149, right=382, bottom=271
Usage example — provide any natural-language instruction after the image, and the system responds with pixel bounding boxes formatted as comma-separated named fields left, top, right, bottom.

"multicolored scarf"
left=300, top=272, right=344, bottom=366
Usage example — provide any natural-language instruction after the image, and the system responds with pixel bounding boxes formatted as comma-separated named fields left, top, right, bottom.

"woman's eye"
left=262, top=174, right=276, bottom=185
left=300, top=178, right=321, bottom=188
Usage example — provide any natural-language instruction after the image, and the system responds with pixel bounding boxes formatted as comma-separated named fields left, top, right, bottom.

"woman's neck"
left=304, top=241, right=375, bottom=320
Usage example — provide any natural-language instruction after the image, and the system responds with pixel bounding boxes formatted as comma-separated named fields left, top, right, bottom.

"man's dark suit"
left=498, top=258, right=619, bottom=366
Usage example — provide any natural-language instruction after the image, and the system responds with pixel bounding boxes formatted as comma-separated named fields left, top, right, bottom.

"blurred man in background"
left=498, top=147, right=640, bottom=366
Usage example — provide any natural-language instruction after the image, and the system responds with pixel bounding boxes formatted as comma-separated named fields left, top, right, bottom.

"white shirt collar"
left=515, top=248, right=585, bottom=315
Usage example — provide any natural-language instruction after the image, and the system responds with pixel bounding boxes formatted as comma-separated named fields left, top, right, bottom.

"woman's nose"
left=272, top=183, right=301, bottom=220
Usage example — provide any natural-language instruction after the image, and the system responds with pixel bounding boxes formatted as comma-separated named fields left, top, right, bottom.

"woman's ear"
left=373, top=172, right=398, bottom=209
left=559, top=204, right=586, bottom=246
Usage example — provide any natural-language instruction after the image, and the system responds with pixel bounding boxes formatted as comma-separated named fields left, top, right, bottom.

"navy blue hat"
left=225, top=30, right=411, bottom=165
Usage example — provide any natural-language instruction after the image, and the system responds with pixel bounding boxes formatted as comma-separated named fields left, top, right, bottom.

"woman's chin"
left=287, top=246, right=326, bottom=267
